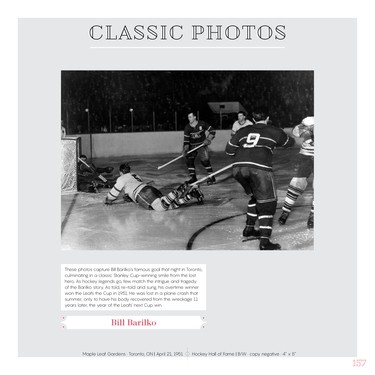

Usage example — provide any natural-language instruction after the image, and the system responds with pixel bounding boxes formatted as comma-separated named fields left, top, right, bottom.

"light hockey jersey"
left=231, top=119, right=253, bottom=136
left=107, top=173, right=147, bottom=202
left=292, top=124, right=314, bottom=157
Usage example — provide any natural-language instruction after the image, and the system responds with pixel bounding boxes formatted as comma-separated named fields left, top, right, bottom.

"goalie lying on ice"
left=104, top=163, right=204, bottom=211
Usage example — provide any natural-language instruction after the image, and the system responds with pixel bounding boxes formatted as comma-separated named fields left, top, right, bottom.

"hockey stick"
left=190, top=164, right=234, bottom=186
left=157, top=144, right=205, bottom=170
left=78, top=157, right=108, bottom=183
left=242, top=237, right=259, bottom=243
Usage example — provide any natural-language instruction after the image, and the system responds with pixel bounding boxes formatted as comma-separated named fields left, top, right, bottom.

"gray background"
left=19, top=18, right=356, bottom=356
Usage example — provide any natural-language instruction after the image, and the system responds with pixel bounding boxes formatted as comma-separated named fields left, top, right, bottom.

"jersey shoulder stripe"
left=232, top=161, right=272, bottom=170
left=281, top=135, right=290, bottom=147
left=259, top=136, right=277, bottom=144
left=228, top=140, right=239, bottom=147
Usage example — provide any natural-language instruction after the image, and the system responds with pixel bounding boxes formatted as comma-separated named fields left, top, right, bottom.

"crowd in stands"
left=61, top=71, right=313, bottom=134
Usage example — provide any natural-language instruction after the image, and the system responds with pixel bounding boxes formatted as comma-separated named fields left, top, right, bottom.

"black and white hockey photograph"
left=61, top=70, right=314, bottom=251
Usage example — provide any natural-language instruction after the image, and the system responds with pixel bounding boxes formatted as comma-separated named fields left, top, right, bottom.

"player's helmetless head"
left=80, top=155, right=87, bottom=161
left=238, top=112, right=246, bottom=123
left=252, top=106, right=269, bottom=123
left=188, top=112, right=196, bottom=123
left=119, top=163, right=131, bottom=175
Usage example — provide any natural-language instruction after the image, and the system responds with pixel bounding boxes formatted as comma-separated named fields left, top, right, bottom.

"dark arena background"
left=61, top=70, right=314, bottom=250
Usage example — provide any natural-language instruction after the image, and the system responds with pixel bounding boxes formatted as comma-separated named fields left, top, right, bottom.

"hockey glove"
left=123, top=194, right=133, bottom=202
left=104, top=197, right=113, bottom=205
left=182, top=145, right=190, bottom=156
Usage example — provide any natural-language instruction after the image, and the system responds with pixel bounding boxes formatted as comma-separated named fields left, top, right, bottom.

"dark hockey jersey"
left=225, top=122, right=295, bottom=171
left=183, top=120, right=216, bottom=147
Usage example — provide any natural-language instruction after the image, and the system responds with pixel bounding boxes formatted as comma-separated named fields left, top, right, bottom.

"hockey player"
left=104, top=163, right=204, bottom=211
left=278, top=116, right=314, bottom=228
left=231, top=111, right=253, bottom=137
left=183, top=111, right=216, bottom=185
left=225, top=106, right=295, bottom=250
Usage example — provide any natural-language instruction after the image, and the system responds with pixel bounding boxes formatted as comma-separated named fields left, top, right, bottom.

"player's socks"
left=243, top=198, right=260, bottom=237
left=161, top=191, right=179, bottom=209
left=187, top=175, right=197, bottom=184
left=188, top=167, right=197, bottom=182
left=259, top=215, right=274, bottom=246
left=259, top=238, right=281, bottom=250
left=166, top=190, right=178, bottom=201
left=176, top=194, right=192, bottom=205
left=282, top=184, right=305, bottom=213
left=205, top=165, right=214, bottom=174
left=278, top=211, right=289, bottom=225
left=246, top=197, right=258, bottom=225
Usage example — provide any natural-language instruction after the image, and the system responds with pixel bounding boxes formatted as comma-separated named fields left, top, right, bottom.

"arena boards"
left=19, top=18, right=357, bottom=359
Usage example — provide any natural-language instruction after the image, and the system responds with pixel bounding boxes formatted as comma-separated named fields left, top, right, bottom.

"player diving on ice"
left=104, top=163, right=204, bottom=211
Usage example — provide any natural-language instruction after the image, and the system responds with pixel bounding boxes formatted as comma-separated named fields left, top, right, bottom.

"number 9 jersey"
left=225, top=122, right=295, bottom=171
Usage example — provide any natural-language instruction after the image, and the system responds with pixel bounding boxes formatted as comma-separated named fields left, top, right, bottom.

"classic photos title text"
left=89, top=24, right=286, bottom=42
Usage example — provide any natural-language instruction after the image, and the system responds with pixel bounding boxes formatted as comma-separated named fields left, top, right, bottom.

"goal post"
left=61, top=136, right=81, bottom=193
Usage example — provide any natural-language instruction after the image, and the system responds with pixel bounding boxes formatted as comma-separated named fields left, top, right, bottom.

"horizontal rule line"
left=90, top=46, right=285, bottom=49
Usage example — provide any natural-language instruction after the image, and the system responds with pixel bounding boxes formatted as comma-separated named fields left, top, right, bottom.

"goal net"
left=61, top=136, right=81, bottom=193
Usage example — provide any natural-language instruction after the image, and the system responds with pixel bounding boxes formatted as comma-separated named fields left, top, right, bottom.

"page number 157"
left=353, top=359, right=367, bottom=367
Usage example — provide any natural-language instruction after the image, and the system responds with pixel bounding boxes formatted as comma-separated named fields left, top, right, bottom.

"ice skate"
left=242, top=225, right=260, bottom=239
left=88, top=180, right=99, bottom=193
left=259, top=239, right=281, bottom=250
left=176, top=182, right=189, bottom=198
left=278, top=211, right=289, bottom=225
left=189, top=185, right=204, bottom=205
left=206, top=176, right=216, bottom=185
left=307, top=212, right=314, bottom=229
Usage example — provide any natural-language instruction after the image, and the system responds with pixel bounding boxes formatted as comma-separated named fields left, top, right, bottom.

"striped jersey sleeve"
left=107, top=175, right=126, bottom=202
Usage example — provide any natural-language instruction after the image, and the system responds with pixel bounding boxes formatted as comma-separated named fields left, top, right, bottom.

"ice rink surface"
left=61, top=149, right=313, bottom=251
